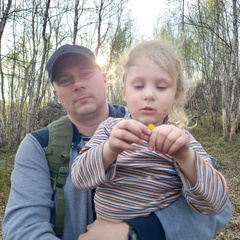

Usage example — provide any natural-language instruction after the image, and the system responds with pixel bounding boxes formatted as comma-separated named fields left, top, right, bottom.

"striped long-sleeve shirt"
left=72, top=117, right=228, bottom=220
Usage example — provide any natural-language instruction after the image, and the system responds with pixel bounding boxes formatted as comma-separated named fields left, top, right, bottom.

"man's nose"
left=73, top=79, right=85, bottom=91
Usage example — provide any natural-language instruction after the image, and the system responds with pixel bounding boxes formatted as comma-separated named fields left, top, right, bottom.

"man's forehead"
left=55, top=54, right=98, bottom=72
left=46, top=44, right=98, bottom=81
left=57, top=53, right=92, bottom=65
left=51, top=53, right=101, bottom=82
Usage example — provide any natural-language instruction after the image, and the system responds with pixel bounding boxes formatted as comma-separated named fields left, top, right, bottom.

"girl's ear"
left=174, top=91, right=179, bottom=103
left=174, top=84, right=183, bottom=102
left=122, top=85, right=127, bottom=102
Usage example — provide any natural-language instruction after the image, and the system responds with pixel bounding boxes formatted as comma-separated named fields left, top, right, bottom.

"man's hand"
left=78, top=219, right=129, bottom=240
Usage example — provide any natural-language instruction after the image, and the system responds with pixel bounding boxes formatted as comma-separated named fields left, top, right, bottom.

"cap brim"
left=46, top=44, right=96, bottom=82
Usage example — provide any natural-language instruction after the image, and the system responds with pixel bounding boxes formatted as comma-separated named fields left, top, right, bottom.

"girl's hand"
left=148, top=124, right=197, bottom=185
left=102, top=119, right=151, bottom=170
left=106, top=119, right=151, bottom=156
left=148, top=124, right=191, bottom=162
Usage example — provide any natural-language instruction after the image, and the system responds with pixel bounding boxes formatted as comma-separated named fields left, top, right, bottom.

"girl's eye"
left=157, top=86, right=167, bottom=90
left=133, top=85, right=144, bottom=89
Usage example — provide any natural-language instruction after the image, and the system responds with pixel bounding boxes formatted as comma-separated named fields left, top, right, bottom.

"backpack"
left=45, top=116, right=73, bottom=237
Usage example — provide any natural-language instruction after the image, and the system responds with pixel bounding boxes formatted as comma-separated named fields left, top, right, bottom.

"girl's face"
left=123, top=56, right=177, bottom=126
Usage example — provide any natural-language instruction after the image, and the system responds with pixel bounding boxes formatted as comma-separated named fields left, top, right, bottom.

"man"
left=2, top=44, right=231, bottom=240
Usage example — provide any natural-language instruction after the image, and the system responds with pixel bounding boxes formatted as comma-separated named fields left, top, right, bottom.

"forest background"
left=0, top=0, right=240, bottom=239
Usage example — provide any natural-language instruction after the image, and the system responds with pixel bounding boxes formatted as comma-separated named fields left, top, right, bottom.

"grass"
left=0, top=148, right=15, bottom=240
left=0, top=147, right=14, bottom=204
left=0, top=128, right=240, bottom=239
left=190, top=128, right=240, bottom=240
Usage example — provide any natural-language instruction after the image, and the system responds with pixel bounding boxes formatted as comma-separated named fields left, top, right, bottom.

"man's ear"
left=103, top=73, right=107, bottom=81
left=102, top=73, right=109, bottom=90
left=53, top=89, right=60, bottom=104
left=53, top=89, right=57, bottom=98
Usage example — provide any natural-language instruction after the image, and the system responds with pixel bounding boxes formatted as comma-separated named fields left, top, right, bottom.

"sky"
left=127, top=0, right=168, bottom=37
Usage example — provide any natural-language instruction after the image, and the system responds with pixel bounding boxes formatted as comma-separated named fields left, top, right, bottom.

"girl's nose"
left=143, top=88, right=155, bottom=101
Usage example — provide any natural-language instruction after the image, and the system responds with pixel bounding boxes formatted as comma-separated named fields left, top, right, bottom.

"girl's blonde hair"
left=123, top=40, right=188, bottom=128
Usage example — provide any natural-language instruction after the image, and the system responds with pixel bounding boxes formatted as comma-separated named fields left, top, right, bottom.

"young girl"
left=72, top=40, right=228, bottom=224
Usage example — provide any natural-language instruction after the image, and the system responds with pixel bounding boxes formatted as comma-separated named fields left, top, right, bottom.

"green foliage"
left=109, top=20, right=134, bottom=63
left=190, top=123, right=240, bottom=165
left=0, top=167, right=11, bottom=195
left=0, top=147, right=15, bottom=204
left=37, top=101, right=66, bottom=128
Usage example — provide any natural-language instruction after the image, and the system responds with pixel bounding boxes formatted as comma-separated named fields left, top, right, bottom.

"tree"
left=0, top=0, right=13, bottom=142
left=154, top=0, right=238, bottom=138
left=0, top=0, right=134, bottom=145
left=229, top=0, right=239, bottom=141
left=25, top=0, right=51, bottom=133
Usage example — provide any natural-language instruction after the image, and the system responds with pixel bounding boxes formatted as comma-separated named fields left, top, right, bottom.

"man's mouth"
left=75, top=96, right=90, bottom=102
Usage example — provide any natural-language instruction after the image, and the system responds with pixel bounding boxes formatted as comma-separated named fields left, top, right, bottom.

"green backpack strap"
left=46, top=116, right=73, bottom=237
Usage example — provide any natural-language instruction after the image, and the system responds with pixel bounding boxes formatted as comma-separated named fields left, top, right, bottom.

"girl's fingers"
left=114, top=119, right=151, bottom=140
left=109, top=120, right=151, bottom=152
left=148, top=125, right=189, bottom=154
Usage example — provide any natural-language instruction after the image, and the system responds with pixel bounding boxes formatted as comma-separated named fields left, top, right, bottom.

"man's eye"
left=59, top=78, right=71, bottom=85
left=82, top=71, right=94, bottom=78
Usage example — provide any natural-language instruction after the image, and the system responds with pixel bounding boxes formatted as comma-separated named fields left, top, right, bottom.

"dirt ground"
left=213, top=164, right=240, bottom=240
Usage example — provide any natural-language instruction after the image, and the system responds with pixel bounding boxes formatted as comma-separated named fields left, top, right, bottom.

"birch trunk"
left=229, top=0, right=239, bottom=141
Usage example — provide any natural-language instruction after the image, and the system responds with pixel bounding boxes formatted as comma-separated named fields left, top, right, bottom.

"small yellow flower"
left=148, top=124, right=155, bottom=131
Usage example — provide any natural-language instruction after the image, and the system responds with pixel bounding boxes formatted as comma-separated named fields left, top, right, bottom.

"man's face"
left=53, top=54, right=108, bottom=121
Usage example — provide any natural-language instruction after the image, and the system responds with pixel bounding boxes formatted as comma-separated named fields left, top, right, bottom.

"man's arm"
left=156, top=195, right=232, bottom=240
left=2, top=134, right=60, bottom=240
left=78, top=214, right=165, bottom=240
left=131, top=200, right=231, bottom=239
left=126, top=212, right=166, bottom=240
left=78, top=197, right=231, bottom=240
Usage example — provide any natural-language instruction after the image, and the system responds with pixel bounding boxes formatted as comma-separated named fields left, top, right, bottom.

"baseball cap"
left=46, top=44, right=98, bottom=82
